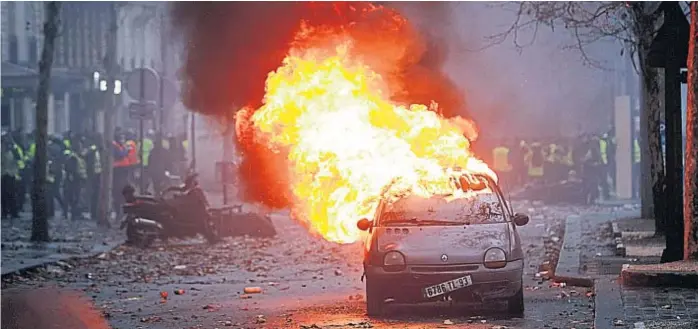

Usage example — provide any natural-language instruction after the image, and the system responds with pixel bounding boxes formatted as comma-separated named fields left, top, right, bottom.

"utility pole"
left=652, top=2, right=691, bottom=263
left=97, top=2, right=118, bottom=228
left=158, top=5, right=167, bottom=143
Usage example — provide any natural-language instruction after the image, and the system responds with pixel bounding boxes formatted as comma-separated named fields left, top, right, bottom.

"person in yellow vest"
left=141, top=131, right=154, bottom=192
left=543, top=143, right=559, bottom=184
left=525, top=142, right=545, bottom=185
left=2, top=135, right=20, bottom=219
left=582, top=136, right=603, bottom=204
left=63, top=142, right=88, bottom=220
left=82, top=135, right=102, bottom=220
left=492, top=144, right=512, bottom=188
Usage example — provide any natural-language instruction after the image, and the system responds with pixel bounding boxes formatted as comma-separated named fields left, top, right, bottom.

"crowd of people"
left=479, top=132, right=641, bottom=204
left=1, top=128, right=189, bottom=221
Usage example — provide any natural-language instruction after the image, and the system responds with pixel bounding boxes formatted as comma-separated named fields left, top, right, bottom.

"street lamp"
left=114, top=80, right=122, bottom=95
left=99, top=79, right=122, bottom=95
left=93, top=71, right=100, bottom=89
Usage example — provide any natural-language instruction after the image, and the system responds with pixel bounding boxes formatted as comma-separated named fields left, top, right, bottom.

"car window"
left=380, top=192, right=507, bottom=225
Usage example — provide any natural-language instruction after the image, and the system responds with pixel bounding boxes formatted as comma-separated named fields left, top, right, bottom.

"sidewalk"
left=553, top=203, right=698, bottom=329
left=1, top=212, right=124, bottom=276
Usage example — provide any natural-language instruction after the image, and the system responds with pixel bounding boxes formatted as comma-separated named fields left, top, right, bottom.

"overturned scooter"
left=120, top=172, right=220, bottom=247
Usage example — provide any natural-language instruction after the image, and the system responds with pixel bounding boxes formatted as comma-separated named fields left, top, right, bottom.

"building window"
left=28, top=36, right=38, bottom=66
left=9, top=34, right=18, bottom=63
left=130, top=57, right=136, bottom=70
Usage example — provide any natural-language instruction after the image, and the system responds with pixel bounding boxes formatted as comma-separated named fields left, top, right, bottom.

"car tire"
left=507, top=285, right=525, bottom=318
left=365, top=276, right=384, bottom=316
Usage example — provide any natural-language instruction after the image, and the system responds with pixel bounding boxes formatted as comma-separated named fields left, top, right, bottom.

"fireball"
left=236, top=4, right=495, bottom=244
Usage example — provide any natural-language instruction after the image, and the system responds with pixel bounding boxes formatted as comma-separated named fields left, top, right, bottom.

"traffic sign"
left=128, top=101, right=157, bottom=120
left=125, top=68, right=160, bottom=102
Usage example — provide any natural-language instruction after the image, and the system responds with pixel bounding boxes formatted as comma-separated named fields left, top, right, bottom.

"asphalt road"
left=2, top=203, right=596, bottom=329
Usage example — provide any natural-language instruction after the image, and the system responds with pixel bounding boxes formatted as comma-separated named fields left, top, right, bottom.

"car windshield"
left=380, top=192, right=506, bottom=225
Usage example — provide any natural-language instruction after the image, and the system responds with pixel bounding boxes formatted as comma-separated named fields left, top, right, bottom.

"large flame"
left=236, top=5, right=495, bottom=244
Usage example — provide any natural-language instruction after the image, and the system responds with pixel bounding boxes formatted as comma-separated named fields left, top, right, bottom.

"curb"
left=1, top=239, right=125, bottom=278
left=593, top=276, right=625, bottom=329
left=553, top=215, right=594, bottom=287
left=620, top=264, right=698, bottom=288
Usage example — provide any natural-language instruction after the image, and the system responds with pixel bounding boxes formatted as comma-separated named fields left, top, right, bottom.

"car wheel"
left=365, top=276, right=384, bottom=316
left=507, top=285, right=525, bottom=318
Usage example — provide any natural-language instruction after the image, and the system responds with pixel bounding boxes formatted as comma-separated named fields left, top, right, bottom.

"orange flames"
left=235, top=4, right=495, bottom=244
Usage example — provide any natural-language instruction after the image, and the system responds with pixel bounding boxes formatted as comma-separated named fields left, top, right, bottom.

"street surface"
left=2, top=202, right=598, bottom=329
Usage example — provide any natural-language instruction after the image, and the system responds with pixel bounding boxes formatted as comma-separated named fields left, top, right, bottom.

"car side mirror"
left=513, top=213, right=529, bottom=226
left=357, top=218, right=372, bottom=231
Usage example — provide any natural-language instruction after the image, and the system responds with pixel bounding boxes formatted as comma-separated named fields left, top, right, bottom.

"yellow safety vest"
left=13, top=144, right=25, bottom=170
left=599, top=139, right=608, bottom=164
left=492, top=146, right=512, bottom=172
left=525, top=146, right=544, bottom=177
left=83, top=145, right=102, bottom=174
left=633, top=139, right=640, bottom=163
left=64, top=150, right=87, bottom=179
left=141, top=138, right=153, bottom=166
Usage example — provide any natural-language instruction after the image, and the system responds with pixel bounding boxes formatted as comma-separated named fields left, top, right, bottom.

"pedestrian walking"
left=63, top=141, right=88, bottom=220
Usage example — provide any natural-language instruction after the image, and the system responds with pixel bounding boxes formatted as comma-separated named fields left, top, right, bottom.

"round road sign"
left=125, top=67, right=160, bottom=102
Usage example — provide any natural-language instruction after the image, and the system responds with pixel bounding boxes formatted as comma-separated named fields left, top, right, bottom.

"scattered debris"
left=140, top=316, right=162, bottom=323
left=203, top=304, right=220, bottom=311
left=443, top=319, right=454, bottom=325
left=612, top=318, right=624, bottom=326
left=173, top=265, right=187, bottom=270
left=661, top=304, right=672, bottom=309
left=300, top=325, right=321, bottom=329
left=334, top=269, right=343, bottom=276
left=348, top=294, right=363, bottom=301
left=224, top=320, right=233, bottom=327
left=244, top=286, right=262, bottom=294
left=255, top=315, right=266, bottom=324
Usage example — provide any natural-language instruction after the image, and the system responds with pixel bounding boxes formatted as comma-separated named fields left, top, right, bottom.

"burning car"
left=357, top=173, right=529, bottom=316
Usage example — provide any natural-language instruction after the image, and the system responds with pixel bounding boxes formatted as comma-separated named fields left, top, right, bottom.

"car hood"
left=375, top=223, right=511, bottom=265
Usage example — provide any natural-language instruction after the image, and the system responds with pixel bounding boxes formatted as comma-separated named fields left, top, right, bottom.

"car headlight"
left=383, top=251, right=406, bottom=271
left=483, top=247, right=507, bottom=269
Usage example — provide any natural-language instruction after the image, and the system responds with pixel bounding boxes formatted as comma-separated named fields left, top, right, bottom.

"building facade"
left=1, top=2, right=182, bottom=136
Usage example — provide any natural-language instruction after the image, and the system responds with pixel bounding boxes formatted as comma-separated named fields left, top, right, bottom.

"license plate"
left=423, top=275, right=473, bottom=298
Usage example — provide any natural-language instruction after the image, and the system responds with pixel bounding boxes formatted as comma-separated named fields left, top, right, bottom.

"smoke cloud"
left=170, top=2, right=475, bottom=208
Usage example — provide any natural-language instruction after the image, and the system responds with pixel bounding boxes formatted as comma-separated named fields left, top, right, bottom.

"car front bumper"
left=365, top=259, right=523, bottom=303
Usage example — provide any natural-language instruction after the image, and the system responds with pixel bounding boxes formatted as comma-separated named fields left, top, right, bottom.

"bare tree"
left=478, top=2, right=665, bottom=226
left=684, top=2, right=698, bottom=260
left=31, top=1, right=61, bottom=242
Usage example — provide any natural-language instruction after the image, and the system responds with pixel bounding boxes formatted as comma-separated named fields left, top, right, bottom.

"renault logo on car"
left=441, top=254, right=448, bottom=262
